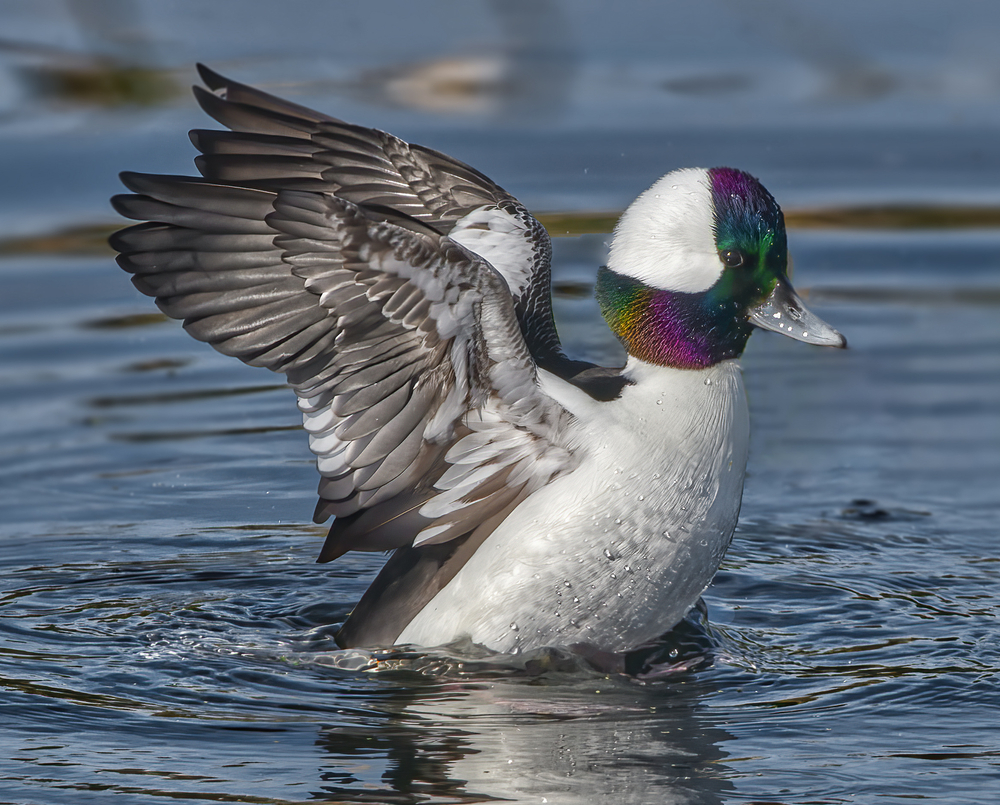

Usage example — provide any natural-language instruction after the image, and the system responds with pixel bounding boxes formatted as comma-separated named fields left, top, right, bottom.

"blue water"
left=2, top=3, right=1000, bottom=803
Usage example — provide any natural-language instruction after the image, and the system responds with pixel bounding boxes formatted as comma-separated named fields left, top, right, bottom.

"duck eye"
left=720, top=249, right=745, bottom=268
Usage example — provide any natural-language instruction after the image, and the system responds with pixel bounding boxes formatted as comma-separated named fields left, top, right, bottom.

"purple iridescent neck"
left=595, top=267, right=752, bottom=369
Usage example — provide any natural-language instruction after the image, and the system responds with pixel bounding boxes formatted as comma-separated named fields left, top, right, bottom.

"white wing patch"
left=449, top=205, right=537, bottom=297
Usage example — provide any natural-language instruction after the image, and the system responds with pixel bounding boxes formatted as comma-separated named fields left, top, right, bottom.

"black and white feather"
left=111, top=66, right=594, bottom=642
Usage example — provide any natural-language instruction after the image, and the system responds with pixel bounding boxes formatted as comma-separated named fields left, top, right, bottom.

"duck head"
left=596, top=167, right=845, bottom=369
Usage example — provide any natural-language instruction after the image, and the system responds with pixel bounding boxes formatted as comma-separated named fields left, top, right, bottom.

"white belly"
left=396, top=359, right=750, bottom=653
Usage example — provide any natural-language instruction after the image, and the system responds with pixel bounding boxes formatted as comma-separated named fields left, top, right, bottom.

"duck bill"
left=749, top=276, right=847, bottom=348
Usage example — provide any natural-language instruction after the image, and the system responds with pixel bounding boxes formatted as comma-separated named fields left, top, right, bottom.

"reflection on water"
left=310, top=672, right=733, bottom=804
left=3, top=1, right=1000, bottom=803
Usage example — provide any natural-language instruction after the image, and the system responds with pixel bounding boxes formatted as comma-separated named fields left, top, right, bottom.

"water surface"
left=2, top=3, right=999, bottom=803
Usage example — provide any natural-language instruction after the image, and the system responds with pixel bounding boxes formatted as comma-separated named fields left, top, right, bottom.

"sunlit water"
left=3, top=4, right=1000, bottom=804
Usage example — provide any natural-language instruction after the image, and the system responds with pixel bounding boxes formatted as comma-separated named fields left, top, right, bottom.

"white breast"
left=396, top=359, right=750, bottom=653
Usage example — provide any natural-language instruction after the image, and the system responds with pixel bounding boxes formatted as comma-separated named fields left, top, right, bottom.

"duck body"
left=398, top=359, right=749, bottom=652
left=111, top=66, right=845, bottom=655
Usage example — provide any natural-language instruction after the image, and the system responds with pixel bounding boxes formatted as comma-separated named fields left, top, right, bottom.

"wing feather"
left=185, top=66, right=565, bottom=361
left=112, top=66, right=582, bottom=570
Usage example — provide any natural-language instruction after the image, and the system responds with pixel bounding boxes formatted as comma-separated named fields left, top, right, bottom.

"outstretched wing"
left=112, top=174, right=578, bottom=562
left=188, top=64, right=563, bottom=362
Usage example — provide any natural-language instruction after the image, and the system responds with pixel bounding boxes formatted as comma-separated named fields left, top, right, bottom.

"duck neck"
left=595, top=267, right=752, bottom=370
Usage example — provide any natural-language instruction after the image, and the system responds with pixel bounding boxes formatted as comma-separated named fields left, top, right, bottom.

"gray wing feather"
left=113, top=174, right=577, bottom=559
left=186, top=65, right=563, bottom=360
left=265, top=191, right=578, bottom=539
left=111, top=67, right=580, bottom=565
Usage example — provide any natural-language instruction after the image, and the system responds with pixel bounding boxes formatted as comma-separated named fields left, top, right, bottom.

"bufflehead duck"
left=111, top=65, right=845, bottom=654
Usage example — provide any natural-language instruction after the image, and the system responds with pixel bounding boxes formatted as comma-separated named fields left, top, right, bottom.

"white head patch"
left=607, top=168, right=724, bottom=294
